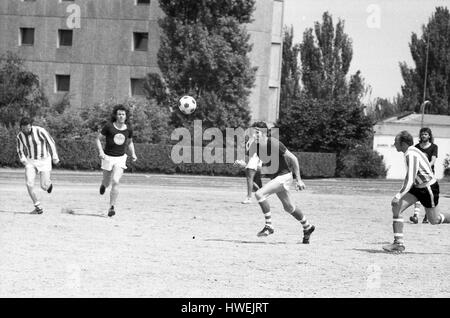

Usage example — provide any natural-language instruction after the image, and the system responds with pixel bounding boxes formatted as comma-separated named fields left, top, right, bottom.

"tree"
left=279, top=26, right=301, bottom=119
left=277, top=12, right=380, bottom=176
left=299, top=12, right=354, bottom=100
left=399, top=7, right=450, bottom=114
left=157, top=0, right=256, bottom=130
left=0, top=51, right=48, bottom=127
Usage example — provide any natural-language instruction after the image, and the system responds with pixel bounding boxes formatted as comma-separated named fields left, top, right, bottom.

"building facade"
left=373, top=113, right=450, bottom=180
left=0, top=0, right=283, bottom=123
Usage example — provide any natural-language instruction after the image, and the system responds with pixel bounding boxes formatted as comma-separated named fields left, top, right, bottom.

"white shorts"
left=246, top=153, right=262, bottom=171
left=25, top=157, right=52, bottom=172
left=273, top=172, right=293, bottom=191
left=101, top=154, right=127, bottom=171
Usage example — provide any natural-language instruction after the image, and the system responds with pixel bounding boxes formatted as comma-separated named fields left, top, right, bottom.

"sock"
left=264, top=211, right=272, bottom=228
left=289, top=206, right=312, bottom=231
left=299, top=216, right=312, bottom=231
left=258, top=199, right=272, bottom=228
left=393, top=218, right=404, bottom=244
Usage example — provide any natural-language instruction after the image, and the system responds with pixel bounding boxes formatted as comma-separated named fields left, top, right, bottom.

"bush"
left=80, top=97, right=172, bottom=144
left=0, top=125, right=21, bottom=167
left=0, top=130, right=337, bottom=178
left=339, top=144, right=387, bottom=178
left=292, top=152, right=336, bottom=178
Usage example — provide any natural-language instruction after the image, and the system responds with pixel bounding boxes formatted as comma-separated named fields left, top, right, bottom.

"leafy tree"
left=157, top=0, right=256, bottom=129
left=279, top=26, right=301, bottom=119
left=143, top=73, right=170, bottom=105
left=0, top=51, right=48, bottom=127
left=299, top=12, right=353, bottom=100
left=399, top=7, right=450, bottom=114
left=277, top=12, right=381, bottom=176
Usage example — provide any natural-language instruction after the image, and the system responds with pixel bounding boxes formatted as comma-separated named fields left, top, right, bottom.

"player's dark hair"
left=251, top=121, right=268, bottom=129
left=419, top=127, right=434, bottom=143
left=19, top=117, right=32, bottom=127
left=111, top=104, right=130, bottom=123
left=397, top=130, right=414, bottom=146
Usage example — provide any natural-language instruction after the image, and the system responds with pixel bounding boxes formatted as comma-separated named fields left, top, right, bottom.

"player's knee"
left=255, top=190, right=265, bottom=202
left=111, top=178, right=120, bottom=186
left=428, top=216, right=440, bottom=225
left=25, top=181, right=34, bottom=188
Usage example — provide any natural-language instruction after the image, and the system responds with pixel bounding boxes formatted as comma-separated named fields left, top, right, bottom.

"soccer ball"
left=178, top=95, right=197, bottom=114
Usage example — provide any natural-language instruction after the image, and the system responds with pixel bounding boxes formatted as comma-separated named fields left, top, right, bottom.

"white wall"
left=373, top=135, right=450, bottom=180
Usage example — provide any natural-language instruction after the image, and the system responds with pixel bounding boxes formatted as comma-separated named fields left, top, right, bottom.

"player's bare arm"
left=129, top=141, right=137, bottom=161
left=95, top=133, right=106, bottom=159
left=283, top=150, right=305, bottom=190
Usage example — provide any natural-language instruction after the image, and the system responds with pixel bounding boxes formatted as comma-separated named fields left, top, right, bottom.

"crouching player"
left=383, top=130, right=450, bottom=253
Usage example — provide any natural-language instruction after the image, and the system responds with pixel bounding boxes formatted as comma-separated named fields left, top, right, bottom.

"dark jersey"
left=101, top=122, right=133, bottom=157
left=414, top=143, right=438, bottom=170
left=256, top=137, right=291, bottom=179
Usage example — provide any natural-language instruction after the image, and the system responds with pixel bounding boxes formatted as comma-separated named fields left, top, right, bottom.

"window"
left=130, top=78, right=146, bottom=96
left=55, top=75, right=70, bottom=92
left=133, top=32, right=148, bottom=51
left=58, top=29, right=73, bottom=47
left=20, top=28, right=35, bottom=46
left=136, top=0, right=150, bottom=4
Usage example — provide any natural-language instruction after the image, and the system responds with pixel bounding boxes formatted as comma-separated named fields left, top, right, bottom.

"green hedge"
left=0, top=136, right=336, bottom=177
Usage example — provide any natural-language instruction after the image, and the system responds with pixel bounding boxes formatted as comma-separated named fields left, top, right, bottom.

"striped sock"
left=393, top=218, right=404, bottom=244
left=299, top=216, right=312, bottom=231
left=34, top=201, right=41, bottom=208
left=264, top=211, right=272, bottom=228
left=394, top=233, right=404, bottom=245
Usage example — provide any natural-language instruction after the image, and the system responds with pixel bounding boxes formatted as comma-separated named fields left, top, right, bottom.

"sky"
left=283, top=0, right=449, bottom=100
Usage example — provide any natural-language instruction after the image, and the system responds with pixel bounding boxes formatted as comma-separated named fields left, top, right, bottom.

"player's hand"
left=233, top=160, right=246, bottom=169
left=131, top=154, right=137, bottom=162
left=295, top=179, right=306, bottom=191
left=20, top=159, right=27, bottom=166
left=99, top=153, right=106, bottom=160
left=391, top=197, right=400, bottom=207
left=52, top=158, right=60, bottom=165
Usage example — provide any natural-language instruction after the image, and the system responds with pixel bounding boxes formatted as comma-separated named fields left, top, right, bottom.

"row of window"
left=55, top=74, right=145, bottom=96
left=19, top=28, right=149, bottom=50
left=22, top=0, right=151, bottom=4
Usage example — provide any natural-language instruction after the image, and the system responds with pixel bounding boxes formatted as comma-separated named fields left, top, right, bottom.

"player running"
left=235, top=121, right=315, bottom=243
left=95, top=105, right=137, bottom=217
left=16, top=117, right=59, bottom=214
left=383, top=130, right=450, bottom=253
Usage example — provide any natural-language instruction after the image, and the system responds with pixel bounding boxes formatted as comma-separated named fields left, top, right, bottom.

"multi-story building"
left=0, top=0, right=283, bottom=123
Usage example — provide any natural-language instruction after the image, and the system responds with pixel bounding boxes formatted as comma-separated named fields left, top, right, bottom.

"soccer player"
left=235, top=121, right=315, bottom=243
left=409, top=127, right=438, bottom=224
left=16, top=117, right=59, bottom=214
left=95, top=105, right=137, bottom=217
left=383, top=130, right=450, bottom=253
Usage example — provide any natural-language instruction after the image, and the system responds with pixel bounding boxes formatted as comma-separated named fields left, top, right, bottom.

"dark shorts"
left=408, top=182, right=440, bottom=208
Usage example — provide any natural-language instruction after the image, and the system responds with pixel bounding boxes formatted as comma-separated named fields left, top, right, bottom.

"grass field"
left=1, top=168, right=449, bottom=298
